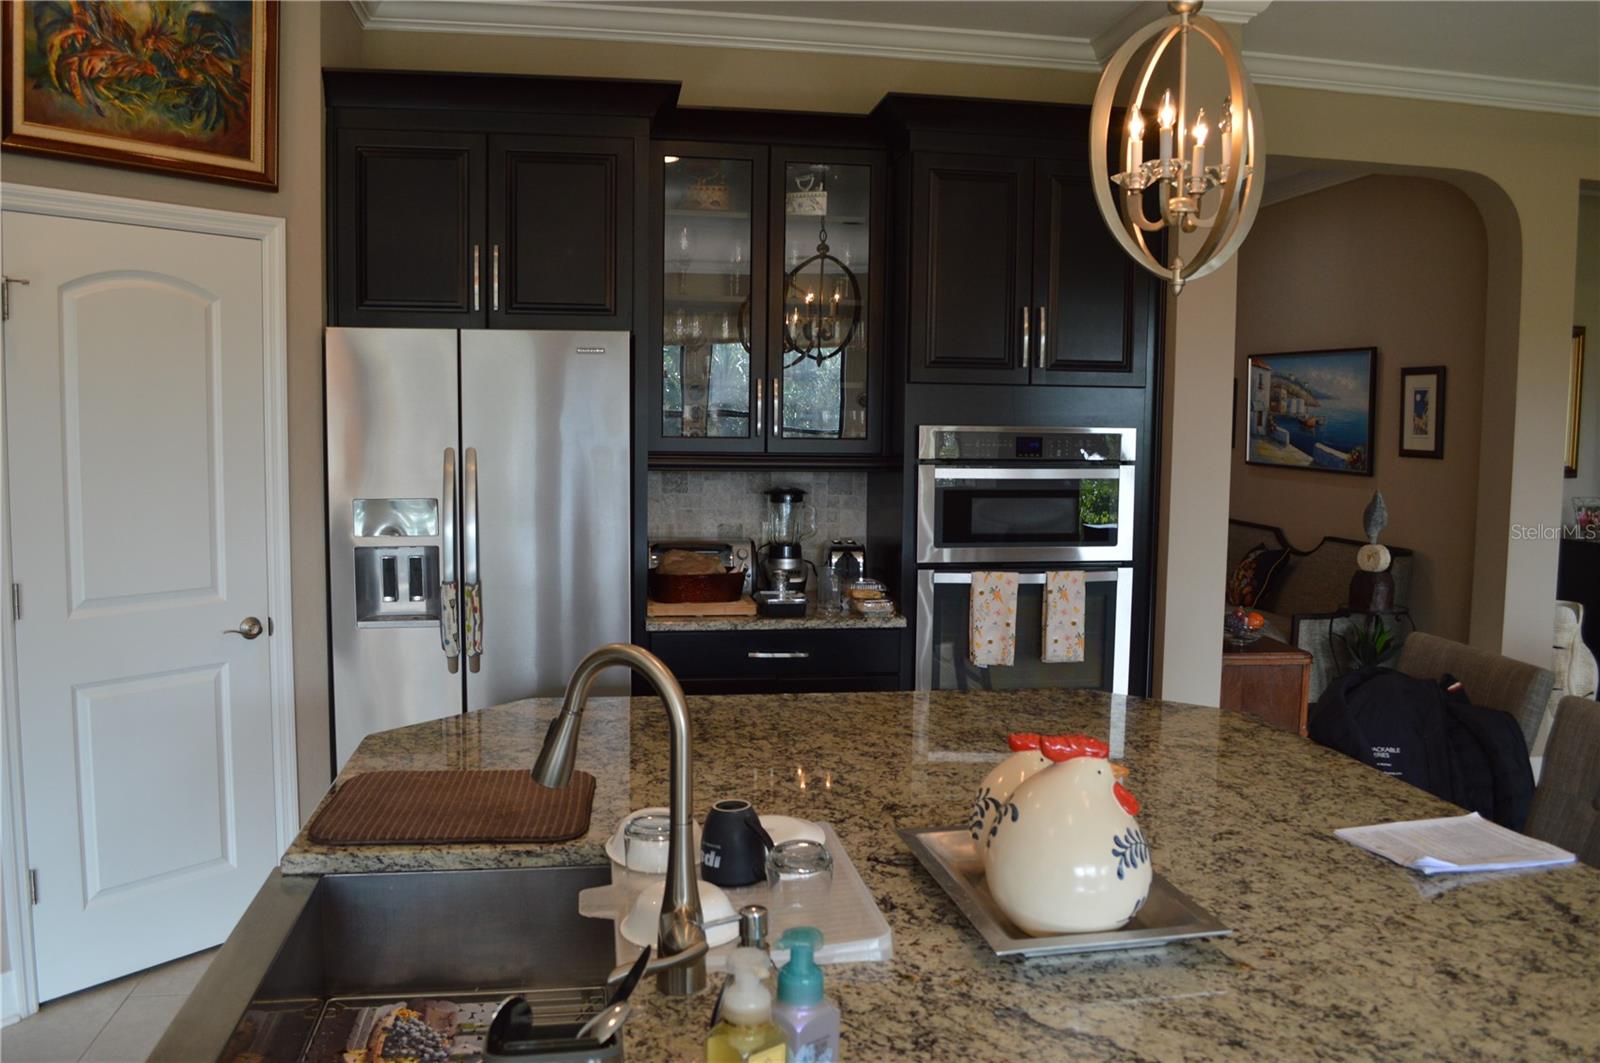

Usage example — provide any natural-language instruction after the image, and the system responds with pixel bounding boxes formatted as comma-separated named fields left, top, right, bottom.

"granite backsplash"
left=646, top=470, right=867, bottom=565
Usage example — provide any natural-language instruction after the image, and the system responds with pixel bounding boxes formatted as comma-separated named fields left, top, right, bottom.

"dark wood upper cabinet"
left=882, top=96, right=1158, bottom=389
left=489, top=134, right=633, bottom=329
left=908, top=154, right=1032, bottom=385
left=332, top=128, right=486, bottom=328
left=325, top=71, right=673, bottom=331
left=1031, top=160, right=1156, bottom=387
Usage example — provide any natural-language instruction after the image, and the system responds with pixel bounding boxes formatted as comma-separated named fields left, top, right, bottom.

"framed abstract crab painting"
left=3, top=1, right=277, bottom=189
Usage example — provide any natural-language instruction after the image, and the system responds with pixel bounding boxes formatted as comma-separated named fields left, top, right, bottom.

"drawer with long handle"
left=650, top=629, right=902, bottom=682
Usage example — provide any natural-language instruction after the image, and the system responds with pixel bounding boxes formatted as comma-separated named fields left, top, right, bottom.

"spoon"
left=576, top=1000, right=632, bottom=1045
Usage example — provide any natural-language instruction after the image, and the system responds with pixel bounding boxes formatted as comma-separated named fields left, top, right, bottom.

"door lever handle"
left=223, top=617, right=264, bottom=640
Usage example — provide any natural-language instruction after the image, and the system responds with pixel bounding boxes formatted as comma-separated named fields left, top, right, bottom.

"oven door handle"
left=928, top=465, right=1124, bottom=480
left=929, top=571, right=1124, bottom=585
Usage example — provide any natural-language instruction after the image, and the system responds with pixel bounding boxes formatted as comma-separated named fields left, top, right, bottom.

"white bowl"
left=606, top=807, right=703, bottom=873
left=759, top=815, right=824, bottom=847
left=620, top=879, right=738, bottom=949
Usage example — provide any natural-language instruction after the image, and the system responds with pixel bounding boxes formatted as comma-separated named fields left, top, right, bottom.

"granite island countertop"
left=283, top=691, right=1600, bottom=1060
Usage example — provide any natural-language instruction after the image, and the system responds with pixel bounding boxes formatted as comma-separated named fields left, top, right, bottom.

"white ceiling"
left=350, top=1, right=1600, bottom=115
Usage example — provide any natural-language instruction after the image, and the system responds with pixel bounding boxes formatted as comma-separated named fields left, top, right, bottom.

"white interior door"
left=3, top=210, right=282, bottom=1000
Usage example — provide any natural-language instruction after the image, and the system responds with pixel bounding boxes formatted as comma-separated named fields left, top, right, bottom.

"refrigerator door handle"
left=462, top=446, right=482, bottom=673
left=441, top=447, right=461, bottom=673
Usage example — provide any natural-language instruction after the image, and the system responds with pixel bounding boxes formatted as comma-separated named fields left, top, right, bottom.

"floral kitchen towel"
left=1041, top=571, right=1086, bottom=663
left=969, top=571, right=1020, bottom=668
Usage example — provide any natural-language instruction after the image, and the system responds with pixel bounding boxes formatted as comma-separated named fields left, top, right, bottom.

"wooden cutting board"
left=647, top=595, right=758, bottom=617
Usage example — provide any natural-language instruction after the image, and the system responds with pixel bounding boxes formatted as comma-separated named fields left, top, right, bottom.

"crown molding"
left=1244, top=51, right=1600, bottom=118
left=351, top=1, right=1102, bottom=71
left=351, top=1, right=1600, bottom=118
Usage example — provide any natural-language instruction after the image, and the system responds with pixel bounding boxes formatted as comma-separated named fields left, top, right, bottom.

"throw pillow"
left=1228, top=543, right=1289, bottom=608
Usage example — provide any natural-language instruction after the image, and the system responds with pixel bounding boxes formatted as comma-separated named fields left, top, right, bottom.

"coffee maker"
left=758, top=487, right=814, bottom=601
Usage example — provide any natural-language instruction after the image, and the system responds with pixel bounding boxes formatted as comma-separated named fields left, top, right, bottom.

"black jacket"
left=1309, top=667, right=1534, bottom=830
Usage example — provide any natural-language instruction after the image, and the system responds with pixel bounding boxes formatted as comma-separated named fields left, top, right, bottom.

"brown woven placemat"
left=306, top=769, right=597, bottom=845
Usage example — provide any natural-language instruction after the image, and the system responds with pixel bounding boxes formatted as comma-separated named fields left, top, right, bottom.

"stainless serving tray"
left=900, top=826, right=1232, bottom=958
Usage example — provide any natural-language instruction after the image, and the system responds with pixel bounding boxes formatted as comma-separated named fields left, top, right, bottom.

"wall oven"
left=916, top=426, right=1136, bottom=565
left=916, top=569, right=1132, bottom=694
left=914, top=426, right=1137, bottom=695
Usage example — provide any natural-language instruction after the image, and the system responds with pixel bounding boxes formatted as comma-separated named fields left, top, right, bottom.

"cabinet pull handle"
left=1021, top=306, right=1030, bottom=368
left=747, top=651, right=810, bottom=659
left=491, top=244, right=501, bottom=311
left=754, top=377, right=764, bottom=437
left=1037, top=305, right=1047, bottom=370
left=771, top=376, right=781, bottom=436
left=471, top=245, right=481, bottom=312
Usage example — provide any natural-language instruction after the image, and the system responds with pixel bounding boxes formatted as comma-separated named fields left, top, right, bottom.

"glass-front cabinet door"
left=656, top=144, right=767, bottom=453
left=767, top=149, right=883, bottom=455
left=651, top=143, right=882, bottom=456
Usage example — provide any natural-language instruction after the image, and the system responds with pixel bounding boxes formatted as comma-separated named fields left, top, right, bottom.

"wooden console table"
left=1221, top=636, right=1313, bottom=736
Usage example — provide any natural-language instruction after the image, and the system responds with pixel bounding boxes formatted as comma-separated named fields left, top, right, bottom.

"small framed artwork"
left=1566, top=327, right=1585, bottom=478
left=1245, top=347, right=1377, bottom=475
left=1398, top=365, right=1447, bottom=459
left=3, top=1, right=278, bottom=189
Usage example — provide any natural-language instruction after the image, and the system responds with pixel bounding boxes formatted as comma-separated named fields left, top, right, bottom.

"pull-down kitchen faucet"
left=532, top=643, right=707, bottom=996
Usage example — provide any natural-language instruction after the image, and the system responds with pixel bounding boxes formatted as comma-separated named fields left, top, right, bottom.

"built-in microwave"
left=916, top=426, right=1136, bottom=565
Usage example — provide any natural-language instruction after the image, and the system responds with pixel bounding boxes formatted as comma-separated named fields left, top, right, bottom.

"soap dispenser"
left=772, top=928, right=840, bottom=1063
left=707, top=947, right=787, bottom=1062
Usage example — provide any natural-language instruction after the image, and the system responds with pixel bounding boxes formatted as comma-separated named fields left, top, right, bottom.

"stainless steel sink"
left=153, top=865, right=615, bottom=1061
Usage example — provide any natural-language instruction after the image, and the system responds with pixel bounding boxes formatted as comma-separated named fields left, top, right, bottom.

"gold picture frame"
left=1567, top=327, right=1585, bottom=478
left=3, top=1, right=278, bottom=190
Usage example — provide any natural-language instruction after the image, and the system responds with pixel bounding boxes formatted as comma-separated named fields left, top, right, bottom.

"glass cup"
left=820, top=567, right=844, bottom=614
left=623, top=813, right=672, bottom=875
left=764, top=839, right=834, bottom=914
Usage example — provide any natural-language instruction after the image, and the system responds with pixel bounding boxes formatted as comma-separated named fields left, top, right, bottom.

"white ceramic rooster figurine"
left=969, top=732, right=1050, bottom=866
left=985, top=734, right=1152, bottom=935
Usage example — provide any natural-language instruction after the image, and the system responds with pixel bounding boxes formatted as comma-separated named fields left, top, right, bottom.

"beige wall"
left=1, top=2, right=331, bottom=817
left=1565, top=192, right=1600, bottom=519
left=1229, top=176, right=1487, bottom=640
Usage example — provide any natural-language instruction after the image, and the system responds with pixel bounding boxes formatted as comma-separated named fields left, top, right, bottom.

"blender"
left=758, top=487, right=815, bottom=613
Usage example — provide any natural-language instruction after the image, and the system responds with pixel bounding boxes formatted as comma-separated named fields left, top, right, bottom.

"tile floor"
left=1, top=949, right=216, bottom=1063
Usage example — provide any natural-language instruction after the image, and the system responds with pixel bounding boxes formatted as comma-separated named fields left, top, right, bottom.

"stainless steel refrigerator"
left=326, top=328, right=630, bottom=770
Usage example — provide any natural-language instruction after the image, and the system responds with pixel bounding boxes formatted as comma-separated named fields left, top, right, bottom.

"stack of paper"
left=1334, top=812, right=1578, bottom=875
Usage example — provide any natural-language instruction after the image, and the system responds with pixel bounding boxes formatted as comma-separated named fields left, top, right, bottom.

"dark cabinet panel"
left=908, top=154, right=1031, bottom=384
left=649, top=628, right=902, bottom=692
left=1032, top=162, right=1155, bottom=388
left=489, top=135, right=633, bottom=328
left=333, top=129, right=485, bottom=328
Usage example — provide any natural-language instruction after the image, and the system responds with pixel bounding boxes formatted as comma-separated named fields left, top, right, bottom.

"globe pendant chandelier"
left=1089, top=1, right=1264, bottom=295
left=782, top=218, right=861, bottom=368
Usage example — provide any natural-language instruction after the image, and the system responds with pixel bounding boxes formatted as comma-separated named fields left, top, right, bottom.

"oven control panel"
left=919, top=427, right=1134, bottom=463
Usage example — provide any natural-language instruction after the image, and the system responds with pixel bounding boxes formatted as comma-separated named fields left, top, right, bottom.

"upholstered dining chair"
left=1525, top=695, right=1600, bottom=868
left=1396, top=632, right=1555, bottom=749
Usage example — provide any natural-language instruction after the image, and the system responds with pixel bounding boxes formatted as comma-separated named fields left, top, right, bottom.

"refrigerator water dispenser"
left=353, top=498, right=441, bottom=624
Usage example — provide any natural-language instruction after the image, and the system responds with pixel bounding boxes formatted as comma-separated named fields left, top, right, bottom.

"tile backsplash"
left=647, top=470, right=867, bottom=564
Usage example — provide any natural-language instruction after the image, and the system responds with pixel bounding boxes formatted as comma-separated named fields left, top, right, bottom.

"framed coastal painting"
left=3, top=0, right=278, bottom=189
left=1245, top=347, right=1377, bottom=476
left=1398, top=365, right=1447, bottom=459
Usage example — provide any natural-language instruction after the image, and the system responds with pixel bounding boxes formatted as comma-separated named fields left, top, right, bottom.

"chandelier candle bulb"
left=1158, top=90, right=1175, bottom=165
left=1191, top=110, right=1208, bottom=188
left=1127, top=112, right=1144, bottom=174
